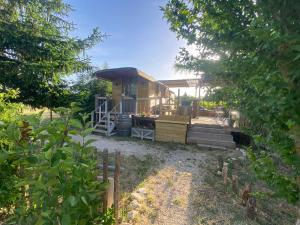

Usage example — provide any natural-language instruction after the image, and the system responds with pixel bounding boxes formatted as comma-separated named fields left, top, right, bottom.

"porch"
left=91, top=95, right=176, bottom=136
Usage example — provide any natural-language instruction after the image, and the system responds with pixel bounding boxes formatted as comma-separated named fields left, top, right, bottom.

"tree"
left=0, top=0, right=103, bottom=108
left=70, top=63, right=112, bottom=114
left=0, top=104, right=114, bottom=224
left=70, top=73, right=112, bottom=114
left=163, top=0, right=300, bottom=207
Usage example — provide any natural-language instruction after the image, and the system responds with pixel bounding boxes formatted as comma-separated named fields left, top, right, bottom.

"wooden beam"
left=114, top=151, right=121, bottom=225
left=102, top=149, right=109, bottom=212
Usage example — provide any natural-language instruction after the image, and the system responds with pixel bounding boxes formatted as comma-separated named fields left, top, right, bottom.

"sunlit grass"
left=22, top=106, right=59, bottom=120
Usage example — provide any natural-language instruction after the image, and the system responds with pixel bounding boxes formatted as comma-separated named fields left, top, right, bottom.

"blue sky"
left=65, top=0, right=196, bottom=81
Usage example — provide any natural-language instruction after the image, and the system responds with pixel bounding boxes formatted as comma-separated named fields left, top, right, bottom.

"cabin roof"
left=94, top=67, right=156, bottom=82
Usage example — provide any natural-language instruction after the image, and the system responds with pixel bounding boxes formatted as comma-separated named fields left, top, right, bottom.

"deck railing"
left=95, top=95, right=177, bottom=116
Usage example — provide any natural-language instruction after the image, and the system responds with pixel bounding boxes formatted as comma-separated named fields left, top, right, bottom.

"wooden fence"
left=98, top=149, right=121, bottom=225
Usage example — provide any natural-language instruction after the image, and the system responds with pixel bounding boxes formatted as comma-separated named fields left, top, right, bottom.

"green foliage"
left=71, top=70, right=112, bottom=114
left=0, top=88, right=23, bottom=123
left=0, top=89, right=24, bottom=208
left=163, top=0, right=300, bottom=203
left=0, top=103, right=113, bottom=224
left=199, top=100, right=225, bottom=110
left=0, top=0, right=103, bottom=108
left=180, top=93, right=195, bottom=106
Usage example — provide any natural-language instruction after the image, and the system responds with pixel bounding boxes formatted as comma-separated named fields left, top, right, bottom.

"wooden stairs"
left=93, top=113, right=118, bottom=136
left=91, top=100, right=121, bottom=136
left=187, top=124, right=236, bottom=150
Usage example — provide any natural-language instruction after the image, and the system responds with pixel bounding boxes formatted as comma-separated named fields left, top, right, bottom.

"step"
left=96, top=121, right=115, bottom=126
left=98, top=119, right=116, bottom=123
left=95, top=124, right=107, bottom=129
left=187, top=131, right=233, bottom=142
left=189, top=126, right=231, bottom=134
left=191, top=124, right=223, bottom=129
left=196, top=143, right=228, bottom=151
left=187, top=136, right=236, bottom=148
left=92, top=129, right=107, bottom=135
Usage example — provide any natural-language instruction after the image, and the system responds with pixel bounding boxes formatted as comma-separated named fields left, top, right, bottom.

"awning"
left=158, top=79, right=201, bottom=88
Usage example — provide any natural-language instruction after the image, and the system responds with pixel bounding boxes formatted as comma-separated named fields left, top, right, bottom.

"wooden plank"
left=158, top=115, right=191, bottom=123
left=102, top=149, right=109, bottom=212
left=155, top=121, right=187, bottom=144
left=156, top=124, right=187, bottom=130
left=112, top=78, right=122, bottom=104
left=114, top=151, right=121, bottom=225
left=156, top=124, right=187, bottom=131
left=156, top=120, right=189, bottom=125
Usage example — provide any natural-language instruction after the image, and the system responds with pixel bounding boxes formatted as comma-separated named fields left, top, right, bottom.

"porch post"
left=105, top=96, right=108, bottom=114
left=177, top=88, right=181, bottom=108
left=159, top=86, right=162, bottom=116
left=120, top=95, right=123, bottom=114
left=159, top=97, right=162, bottom=116
left=95, top=94, right=99, bottom=111
left=135, top=99, right=138, bottom=114
left=198, top=83, right=201, bottom=100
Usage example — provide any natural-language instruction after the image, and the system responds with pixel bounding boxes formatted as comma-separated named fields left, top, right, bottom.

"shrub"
left=0, top=104, right=113, bottom=224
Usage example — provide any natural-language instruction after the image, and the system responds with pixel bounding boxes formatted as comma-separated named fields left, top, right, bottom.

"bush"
left=0, top=103, right=113, bottom=224
left=71, top=72, right=112, bottom=114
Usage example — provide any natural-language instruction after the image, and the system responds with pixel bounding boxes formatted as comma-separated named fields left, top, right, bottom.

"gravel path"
left=73, top=134, right=164, bottom=157
left=73, top=135, right=212, bottom=225
left=146, top=149, right=209, bottom=225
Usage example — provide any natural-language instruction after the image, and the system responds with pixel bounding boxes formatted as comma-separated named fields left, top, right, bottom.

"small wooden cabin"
left=94, top=67, right=175, bottom=116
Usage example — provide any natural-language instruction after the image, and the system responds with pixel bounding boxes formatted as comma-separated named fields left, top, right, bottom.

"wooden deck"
left=191, top=116, right=225, bottom=127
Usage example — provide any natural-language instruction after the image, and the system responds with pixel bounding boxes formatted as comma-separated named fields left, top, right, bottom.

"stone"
left=239, top=148, right=247, bottom=157
left=216, top=170, right=222, bottom=176
left=129, top=199, right=140, bottom=210
left=127, top=210, right=138, bottom=220
left=137, top=188, right=147, bottom=195
left=131, top=192, right=144, bottom=202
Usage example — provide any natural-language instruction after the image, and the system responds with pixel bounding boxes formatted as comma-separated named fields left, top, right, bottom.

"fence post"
left=114, top=151, right=121, bottom=225
left=242, top=183, right=251, bottom=206
left=297, top=208, right=300, bottom=225
left=246, top=196, right=256, bottom=219
left=217, top=155, right=224, bottom=172
left=232, top=175, right=238, bottom=194
left=102, top=149, right=109, bottom=212
left=222, top=162, right=228, bottom=186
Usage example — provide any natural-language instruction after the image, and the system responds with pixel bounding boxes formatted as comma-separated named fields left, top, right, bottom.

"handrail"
left=109, top=101, right=121, bottom=114
left=91, top=110, right=95, bottom=128
left=97, top=101, right=107, bottom=113
left=95, top=96, right=112, bottom=100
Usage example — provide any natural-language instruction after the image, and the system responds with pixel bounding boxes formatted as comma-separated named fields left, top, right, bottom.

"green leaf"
left=0, top=151, right=8, bottom=163
left=35, top=217, right=45, bottom=225
left=81, top=196, right=88, bottom=206
left=286, top=119, right=295, bottom=129
left=70, top=119, right=83, bottom=129
left=291, top=45, right=300, bottom=52
left=68, top=196, right=77, bottom=207
left=61, top=214, right=71, bottom=225
left=84, top=138, right=97, bottom=146
left=82, top=128, right=94, bottom=137
left=6, top=123, right=20, bottom=141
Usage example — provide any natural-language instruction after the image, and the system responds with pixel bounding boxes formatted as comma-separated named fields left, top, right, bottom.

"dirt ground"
left=74, top=135, right=297, bottom=225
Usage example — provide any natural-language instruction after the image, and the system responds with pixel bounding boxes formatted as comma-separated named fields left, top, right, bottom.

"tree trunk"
left=50, top=109, right=53, bottom=121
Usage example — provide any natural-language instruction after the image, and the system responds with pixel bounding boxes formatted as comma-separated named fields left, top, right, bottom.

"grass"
left=96, top=142, right=297, bottom=225
left=96, top=152, right=160, bottom=223
left=173, top=196, right=184, bottom=206
left=192, top=152, right=297, bottom=225
left=22, top=106, right=59, bottom=120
